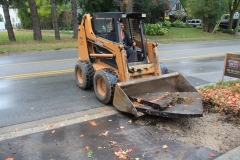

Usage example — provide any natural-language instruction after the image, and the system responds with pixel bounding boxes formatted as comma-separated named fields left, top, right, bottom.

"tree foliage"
left=78, top=0, right=117, bottom=15
left=181, top=0, right=228, bottom=32
left=134, top=0, right=169, bottom=23
left=226, top=0, right=240, bottom=29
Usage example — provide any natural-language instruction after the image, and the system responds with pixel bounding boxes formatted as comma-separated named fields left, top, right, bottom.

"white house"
left=0, top=5, right=21, bottom=29
left=167, top=0, right=187, bottom=22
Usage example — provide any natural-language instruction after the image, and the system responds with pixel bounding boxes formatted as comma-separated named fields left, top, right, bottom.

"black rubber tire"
left=93, top=68, right=119, bottom=104
left=75, top=60, right=94, bottom=90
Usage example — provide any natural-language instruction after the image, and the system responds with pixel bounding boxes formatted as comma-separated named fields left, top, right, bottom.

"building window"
left=176, top=2, right=181, bottom=10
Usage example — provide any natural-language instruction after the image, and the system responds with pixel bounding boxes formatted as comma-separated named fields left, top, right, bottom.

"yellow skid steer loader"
left=75, top=12, right=203, bottom=118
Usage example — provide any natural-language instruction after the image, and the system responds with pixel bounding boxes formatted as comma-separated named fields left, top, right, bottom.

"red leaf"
left=209, top=153, right=215, bottom=157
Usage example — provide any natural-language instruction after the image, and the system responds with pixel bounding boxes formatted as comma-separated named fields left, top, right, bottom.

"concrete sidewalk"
left=0, top=111, right=223, bottom=160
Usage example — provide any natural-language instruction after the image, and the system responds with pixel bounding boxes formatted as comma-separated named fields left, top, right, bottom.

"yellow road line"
left=0, top=58, right=78, bottom=67
left=0, top=52, right=234, bottom=80
left=0, top=69, right=74, bottom=79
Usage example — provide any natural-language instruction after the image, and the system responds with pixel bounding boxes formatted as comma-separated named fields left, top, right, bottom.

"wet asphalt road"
left=0, top=40, right=240, bottom=127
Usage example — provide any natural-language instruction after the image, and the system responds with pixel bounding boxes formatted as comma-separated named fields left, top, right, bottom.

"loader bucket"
left=113, top=72, right=203, bottom=118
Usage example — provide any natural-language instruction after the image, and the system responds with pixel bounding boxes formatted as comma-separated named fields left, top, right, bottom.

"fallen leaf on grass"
left=209, top=153, right=215, bottom=157
left=5, top=158, right=14, bottom=160
left=101, top=131, right=109, bottom=136
left=84, top=146, right=89, bottom=150
left=162, top=145, right=168, bottom=149
left=89, top=121, right=97, bottom=126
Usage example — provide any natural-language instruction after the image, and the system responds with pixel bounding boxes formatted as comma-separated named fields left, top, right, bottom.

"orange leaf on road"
left=89, top=121, right=97, bottom=126
left=84, top=146, right=89, bottom=150
left=5, top=158, right=14, bottom=160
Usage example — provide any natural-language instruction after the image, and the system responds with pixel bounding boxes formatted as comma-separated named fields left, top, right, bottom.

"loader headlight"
left=142, top=14, right=146, bottom=17
left=122, top=14, right=127, bottom=18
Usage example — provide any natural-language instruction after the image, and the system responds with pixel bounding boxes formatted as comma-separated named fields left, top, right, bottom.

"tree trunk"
left=2, top=0, right=16, bottom=41
left=51, top=0, right=60, bottom=40
left=203, top=21, right=214, bottom=33
left=228, top=10, right=234, bottom=30
left=71, top=0, right=78, bottom=39
left=126, top=0, right=133, bottom=12
left=27, top=0, right=42, bottom=40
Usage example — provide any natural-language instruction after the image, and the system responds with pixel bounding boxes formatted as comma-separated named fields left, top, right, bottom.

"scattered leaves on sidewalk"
left=101, top=131, right=109, bottom=136
left=82, top=96, right=85, bottom=98
left=120, top=126, right=125, bottom=129
left=98, top=146, right=103, bottom=150
left=108, top=119, right=112, bottom=122
left=89, top=121, right=97, bottom=126
left=128, top=120, right=132, bottom=123
left=114, top=148, right=134, bottom=159
left=5, top=158, right=14, bottom=160
left=51, top=130, right=55, bottom=134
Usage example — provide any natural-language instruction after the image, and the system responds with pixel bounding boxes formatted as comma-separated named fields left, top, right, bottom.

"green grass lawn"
left=0, top=28, right=239, bottom=53
left=147, top=28, right=240, bottom=43
left=0, top=30, right=77, bottom=53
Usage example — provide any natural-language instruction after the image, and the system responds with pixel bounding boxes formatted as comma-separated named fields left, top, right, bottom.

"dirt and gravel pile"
left=135, top=113, right=240, bottom=153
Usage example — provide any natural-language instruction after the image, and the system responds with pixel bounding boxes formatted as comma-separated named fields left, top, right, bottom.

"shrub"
left=171, top=20, right=187, bottom=28
left=222, top=29, right=235, bottom=34
left=162, top=21, right=171, bottom=29
left=196, top=26, right=203, bottom=29
left=145, top=23, right=168, bottom=35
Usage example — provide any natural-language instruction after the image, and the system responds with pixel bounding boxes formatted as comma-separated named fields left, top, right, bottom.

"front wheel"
left=93, top=68, right=119, bottom=104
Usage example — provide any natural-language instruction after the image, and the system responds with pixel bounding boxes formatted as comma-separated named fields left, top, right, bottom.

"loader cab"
left=92, top=12, right=148, bottom=65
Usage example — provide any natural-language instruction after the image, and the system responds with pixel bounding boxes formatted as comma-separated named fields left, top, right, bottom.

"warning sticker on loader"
left=223, top=53, right=240, bottom=78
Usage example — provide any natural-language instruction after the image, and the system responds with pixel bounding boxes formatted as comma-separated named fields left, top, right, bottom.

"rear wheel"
left=93, top=68, right=119, bottom=104
left=75, top=60, right=94, bottom=89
